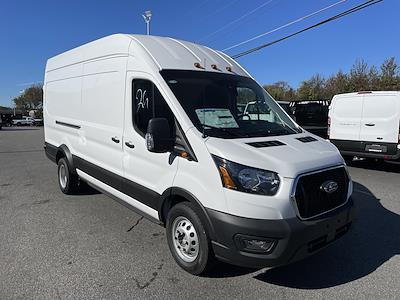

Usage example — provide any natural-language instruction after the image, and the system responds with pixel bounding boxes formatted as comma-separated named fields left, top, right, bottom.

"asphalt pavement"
left=0, top=127, right=399, bottom=299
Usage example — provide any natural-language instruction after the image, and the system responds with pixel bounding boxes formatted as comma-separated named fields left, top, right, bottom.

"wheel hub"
left=59, top=164, right=67, bottom=189
left=172, top=216, right=199, bottom=263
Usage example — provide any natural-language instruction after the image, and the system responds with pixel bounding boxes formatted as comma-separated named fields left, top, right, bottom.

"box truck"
left=44, top=34, right=354, bottom=274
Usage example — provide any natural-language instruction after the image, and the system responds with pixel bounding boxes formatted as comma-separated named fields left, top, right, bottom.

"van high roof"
left=46, top=34, right=249, bottom=77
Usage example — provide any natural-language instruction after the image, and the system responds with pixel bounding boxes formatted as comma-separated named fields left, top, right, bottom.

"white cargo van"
left=44, top=34, right=354, bottom=275
left=329, top=91, right=400, bottom=161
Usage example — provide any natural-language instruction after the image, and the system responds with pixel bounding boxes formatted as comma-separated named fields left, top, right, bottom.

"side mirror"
left=145, top=118, right=173, bottom=153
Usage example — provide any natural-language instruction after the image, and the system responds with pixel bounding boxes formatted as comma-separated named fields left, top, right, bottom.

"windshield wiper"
left=247, top=128, right=292, bottom=137
left=201, top=124, right=244, bottom=138
left=269, top=129, right=293, bottom=135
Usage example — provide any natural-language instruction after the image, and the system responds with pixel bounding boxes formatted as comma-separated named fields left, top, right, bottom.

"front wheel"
left=166, top=202, right=216, bottom=275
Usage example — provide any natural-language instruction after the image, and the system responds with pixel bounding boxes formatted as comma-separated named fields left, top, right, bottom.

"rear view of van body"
left=44, top=34, right=354, bottom=275
left=329, top=91, right=400, bottom=161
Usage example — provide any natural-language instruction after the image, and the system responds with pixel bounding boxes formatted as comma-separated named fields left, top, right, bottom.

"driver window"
left=132, top=79, right=175, bottom=137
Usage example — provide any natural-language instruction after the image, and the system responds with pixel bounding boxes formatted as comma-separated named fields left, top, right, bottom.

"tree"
left=380, top=57, right=399, bottom=90
left=13, top=85, right=43, bottom=116
left=324, top=70, right=350, bottom=100
left=263, top=81, right=296, bottom=100
left=368, top=66, right=380, bottom=91
left=263, top=56, right=399, bottom=101
left=349, top=59, right=370, bottom=91
left=297, top=74, right=325, bottom=100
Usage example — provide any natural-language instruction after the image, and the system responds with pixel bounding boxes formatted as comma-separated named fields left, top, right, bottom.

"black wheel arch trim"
left=159, top=187, right=216, bottom=240
left=45, top=142, right=76, bottom=174
left=59, top=144, right=77, bottom=174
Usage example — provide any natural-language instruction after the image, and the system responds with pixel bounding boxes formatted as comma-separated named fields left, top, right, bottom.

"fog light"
left=235, top=235, right=276, bottom=254
left=243, top=239, right=273, bottom=251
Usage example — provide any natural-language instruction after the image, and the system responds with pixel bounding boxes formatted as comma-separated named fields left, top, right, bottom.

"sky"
left=0, top=0, right=399, bottom=107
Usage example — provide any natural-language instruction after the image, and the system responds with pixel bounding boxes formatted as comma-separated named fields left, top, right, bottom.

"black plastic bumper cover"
left=207, top=198, right=355, bottom=268
left=330, top=139, right=400, bottom=160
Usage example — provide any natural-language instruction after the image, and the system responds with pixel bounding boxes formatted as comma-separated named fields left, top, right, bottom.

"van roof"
left=334, top=91, right=400, bottom=98
left=46, top=34, right=250, bottom=77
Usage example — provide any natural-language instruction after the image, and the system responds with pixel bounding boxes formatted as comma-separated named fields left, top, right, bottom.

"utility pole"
left=142, top=10, right=152, bottom=35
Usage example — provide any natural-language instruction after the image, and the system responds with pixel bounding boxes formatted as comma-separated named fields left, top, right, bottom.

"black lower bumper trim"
left=330, top=139, right=400, bottom=160
left=44, top=142, right=57, bottom=163
left=207, top=199, right=356, bottom=268
left=340, top=150, right=400, bottom=160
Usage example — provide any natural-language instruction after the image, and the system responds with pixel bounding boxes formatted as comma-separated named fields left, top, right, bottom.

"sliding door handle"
left=125, top=141, right=135, bottom=148
left=111, top=136, right=120, bottom=143
left=365, top=123, right=375, bottom=127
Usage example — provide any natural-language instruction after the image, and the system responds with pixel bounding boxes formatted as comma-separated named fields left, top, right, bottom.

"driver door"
left=122, top=72, right=178, bottom=212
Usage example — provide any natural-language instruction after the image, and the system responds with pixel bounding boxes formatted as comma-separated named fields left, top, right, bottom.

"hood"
left=205, top=133, right=344, bottom=178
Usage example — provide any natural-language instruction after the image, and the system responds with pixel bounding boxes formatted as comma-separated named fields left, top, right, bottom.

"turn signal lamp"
left=180, top=151, right=189, bottom=158
left=218, top=166, right=237, bottom=190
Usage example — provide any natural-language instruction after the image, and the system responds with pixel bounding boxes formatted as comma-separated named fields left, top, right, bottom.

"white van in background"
left=44, top=34, right=354, bottom=275
left=329, top=91, right=400, bottom=161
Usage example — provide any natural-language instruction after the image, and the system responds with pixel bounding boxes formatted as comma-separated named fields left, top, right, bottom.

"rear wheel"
left=57, top=158, right=80, bottom=194
left=166, top=202, right=216, bottom=275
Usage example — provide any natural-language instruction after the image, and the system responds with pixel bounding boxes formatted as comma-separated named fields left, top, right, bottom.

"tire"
left=166, top=202, right=216, bottom=275
left=57, top=158, right=80, bottom=194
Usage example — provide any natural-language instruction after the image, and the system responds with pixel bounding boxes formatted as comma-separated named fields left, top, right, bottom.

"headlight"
left=212, top=155, right=280, bottom=196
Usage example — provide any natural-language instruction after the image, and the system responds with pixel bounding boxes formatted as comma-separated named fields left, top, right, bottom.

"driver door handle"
left=125, top=141, right=135, bottom=148
left=365, top=123, right=375, bottom=127
left=111, top=136, right=120, bottom=143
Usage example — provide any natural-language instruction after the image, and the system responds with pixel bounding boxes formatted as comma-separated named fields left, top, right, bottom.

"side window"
left=132, top=79, right=175, bottom=137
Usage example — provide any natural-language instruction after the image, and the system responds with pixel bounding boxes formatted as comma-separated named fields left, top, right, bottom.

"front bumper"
left=207, top=198, right=355, bottom=268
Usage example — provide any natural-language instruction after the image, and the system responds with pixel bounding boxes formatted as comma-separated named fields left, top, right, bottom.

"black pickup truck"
left=277, top=101, right=330, bottom=139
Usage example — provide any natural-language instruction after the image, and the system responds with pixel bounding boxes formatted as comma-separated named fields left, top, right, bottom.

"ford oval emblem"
left=320, top=180, right=339, bottom=194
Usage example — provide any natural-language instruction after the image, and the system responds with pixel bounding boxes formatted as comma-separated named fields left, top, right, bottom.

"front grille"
left=294, top=166, right=349, bottom=219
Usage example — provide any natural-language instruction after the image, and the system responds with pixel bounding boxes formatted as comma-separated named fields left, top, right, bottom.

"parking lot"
left=0, top=127, right=399, bottom=299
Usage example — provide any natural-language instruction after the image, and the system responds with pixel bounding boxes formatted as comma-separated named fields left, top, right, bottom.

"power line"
left=223, top=0, right=348, bottom=52
left=231, top=0, right=384, bottom=59
left=198, top=0, right=275, bottom=43
left=206, top=0, right=241, bottom=19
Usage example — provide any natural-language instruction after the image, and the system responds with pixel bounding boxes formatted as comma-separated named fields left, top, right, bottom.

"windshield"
left=161, top=70, right=301, bottom=139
